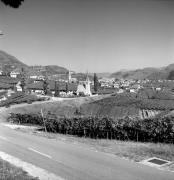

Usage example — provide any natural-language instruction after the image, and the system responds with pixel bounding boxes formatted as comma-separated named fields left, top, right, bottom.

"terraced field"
left=80, top=93, right=174, bottom=118
left=0, top=92, right=45, bottom=107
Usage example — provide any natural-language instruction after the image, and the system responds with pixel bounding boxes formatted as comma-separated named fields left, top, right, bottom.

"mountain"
left=87, top=73, right=111, bottom=79
left=96, top=73, right=111, bottom=78
left=72, top=73, right=93, bottom=81
left=0, top=51, right=69, bottom=75
left=0, top=50, right=27, bottom=69
left=44, top=65, right=68, bottom=75
left=110, top=64, right=174, bottom=80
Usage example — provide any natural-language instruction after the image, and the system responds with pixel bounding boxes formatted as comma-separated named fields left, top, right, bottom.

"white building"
left=16, top=81, right=22, bottom=92
left=77, top=75, right=91, bottom=96
left=10, top=71, right=20, bottom=78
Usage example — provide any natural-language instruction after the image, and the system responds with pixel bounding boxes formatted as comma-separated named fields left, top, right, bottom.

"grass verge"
left=0, top=158, right=38, bottom=180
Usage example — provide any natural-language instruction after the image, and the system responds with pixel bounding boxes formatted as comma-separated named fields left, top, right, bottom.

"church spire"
left=68, top=70, right=71, bottom=82
left=86, top=70, right=89, bottom=82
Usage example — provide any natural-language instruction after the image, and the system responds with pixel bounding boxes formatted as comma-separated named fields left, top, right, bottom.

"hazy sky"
left=0, top=0, right=174, bottom=72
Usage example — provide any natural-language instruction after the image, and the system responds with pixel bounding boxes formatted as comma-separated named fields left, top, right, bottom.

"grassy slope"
left=0, top=159, right=38, bottom=180
left=0, top=95, right=108, bottom=119
left=3, top=92, right=174, bottom=120
left=80, top=92, right=174, bottom=118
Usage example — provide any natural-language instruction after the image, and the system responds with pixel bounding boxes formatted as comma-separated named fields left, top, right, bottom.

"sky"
left=0, top=0, right=174, bottom=73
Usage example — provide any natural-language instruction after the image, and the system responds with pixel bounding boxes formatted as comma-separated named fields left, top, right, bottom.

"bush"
left=78, top=92, right=85, bottom=97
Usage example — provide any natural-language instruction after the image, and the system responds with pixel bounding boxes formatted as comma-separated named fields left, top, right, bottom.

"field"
left=3, top=92, right=174, bottom=119
left=0, top=95, right=107, bottom=120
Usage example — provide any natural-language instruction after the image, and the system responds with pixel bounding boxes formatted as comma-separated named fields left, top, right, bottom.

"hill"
left=88, top=72, right=111, bottom=79
left=0, top=51, right=69, bottom=76
left=80, top=92, right=174, bottom=118
left=44, top=65, right=68, bottom=75
left=110, top=64, right=174, bottom=80
left=0, top=50, right=27, bottom=69
left=71, top=73, right=93, bottom=81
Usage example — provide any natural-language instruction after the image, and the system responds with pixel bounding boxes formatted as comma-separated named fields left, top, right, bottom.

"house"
left=0, top=69, right=3, bottom=75
left=117, top=89, right=124, bottom=94
left=155, top=87, right=161, bottom=91
left=27, top=80, right=78, bottom=96
left=16, top=81, right=22, bottom=92
left=10, top=69, right=21, bottom=78
left=28, top=71, right=45, bottom=80
left=129, top=89, right=136, bottom=93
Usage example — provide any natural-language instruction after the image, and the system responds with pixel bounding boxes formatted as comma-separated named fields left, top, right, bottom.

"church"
left=76, top=75, right=92, bottom=96
left=67, top=71, right=92, bottom=96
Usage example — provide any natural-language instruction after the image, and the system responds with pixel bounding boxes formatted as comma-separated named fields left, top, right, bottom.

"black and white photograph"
left=0, top=0, right=174, bottom=179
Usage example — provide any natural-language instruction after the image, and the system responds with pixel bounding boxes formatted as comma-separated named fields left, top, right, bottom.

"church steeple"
left=85, top=71, right=91, bottom=96
left=76, top=71, right=92, bottom=96
left=86, top=71, right=90, bottom=82
left=68, top=70, right=71, bottom=82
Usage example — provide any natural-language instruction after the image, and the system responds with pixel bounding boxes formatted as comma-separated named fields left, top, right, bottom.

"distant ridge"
left=1, top=50, right=174, bottom=80
left=110, top=64, right=174, bottom=80
left=0, top=50, right=69, bottom=75
left=44, top=65, right=68, bottom=75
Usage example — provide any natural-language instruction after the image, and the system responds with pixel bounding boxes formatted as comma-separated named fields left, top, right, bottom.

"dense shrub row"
left=8, top=113, right=43, bottom=125
left=8, top=112, right=174, bottom=143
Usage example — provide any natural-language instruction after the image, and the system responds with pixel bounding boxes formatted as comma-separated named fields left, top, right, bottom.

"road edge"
left=0, top=151, right=65, bottom=180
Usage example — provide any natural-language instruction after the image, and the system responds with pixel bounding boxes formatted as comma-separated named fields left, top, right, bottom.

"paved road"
left=0, top=124, right=173, bottom=180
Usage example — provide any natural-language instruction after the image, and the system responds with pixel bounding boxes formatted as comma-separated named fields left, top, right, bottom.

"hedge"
left=8, top=112, right=174, bottom=143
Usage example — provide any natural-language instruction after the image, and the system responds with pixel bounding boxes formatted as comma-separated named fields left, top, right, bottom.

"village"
left=0, top=64, right=173, bottom=103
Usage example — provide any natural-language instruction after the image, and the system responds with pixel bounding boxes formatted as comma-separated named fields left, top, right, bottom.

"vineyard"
left=79, top=93, right=174, bottom=118
left=0, top=92, right=46, bottom=107
left=97, top=93, right=174, bottom=110
left=137, top=88, right=174, bottom=100
left=5, top=92, right=174, bottom=121
left=8, top=112, right=174, bottom=143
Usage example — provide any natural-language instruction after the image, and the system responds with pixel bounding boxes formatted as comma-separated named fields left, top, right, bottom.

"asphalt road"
left=0, top=124, right=173, bottom=180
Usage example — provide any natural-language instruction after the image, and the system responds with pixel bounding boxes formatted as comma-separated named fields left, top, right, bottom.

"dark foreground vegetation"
left=8, top=112, right=174, bottom=144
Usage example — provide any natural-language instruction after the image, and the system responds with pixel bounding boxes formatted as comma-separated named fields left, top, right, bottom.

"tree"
left=3, top=64, right=13, bottom=77
left=167, top=70, right=174, bottom=80
left=43, top=75, right=51, bottom=95
left=94, top=73, right=99, bottom=93
left=54, top=81, right=60, bottom=97
left=1, top=0, right=24, bottom=8
left=65, top=82, right=68, bottom=93
left=20, top=67, right=26, bottom=93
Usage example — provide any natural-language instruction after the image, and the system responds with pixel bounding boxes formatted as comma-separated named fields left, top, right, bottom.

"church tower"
left=85, top=73, right=92, bottom=96
left=68, top=70, right=71, bottom=82
left=76, top=72, right=92, bottom=96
